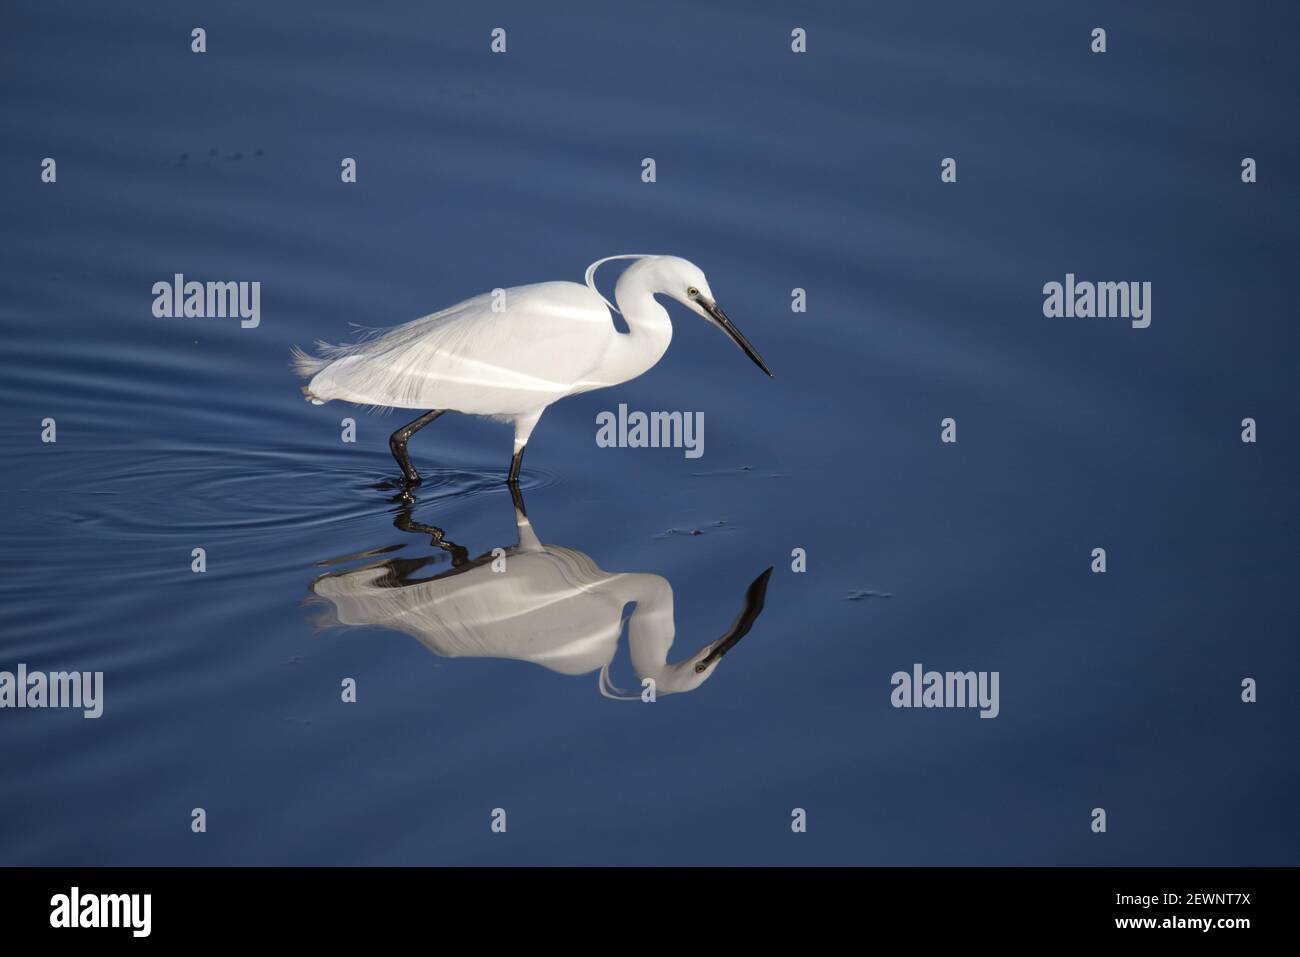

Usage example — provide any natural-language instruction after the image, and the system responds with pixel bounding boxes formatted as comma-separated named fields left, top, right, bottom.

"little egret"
left=292, top=255, right=772, bottom=486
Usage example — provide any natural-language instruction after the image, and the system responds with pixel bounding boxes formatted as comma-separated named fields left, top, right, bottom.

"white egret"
left=308, top=494, right=774, bottom=697
left=292, top=255, right=772, bottom=486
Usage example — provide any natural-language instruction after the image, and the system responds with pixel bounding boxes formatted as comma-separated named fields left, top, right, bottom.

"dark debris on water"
left=654, top=520, right=729, bottom=539
left=845, top=589, right=893, bottom=600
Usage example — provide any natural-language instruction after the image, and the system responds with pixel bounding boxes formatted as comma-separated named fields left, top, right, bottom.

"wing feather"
left=294, top=282, right=613, bottom=413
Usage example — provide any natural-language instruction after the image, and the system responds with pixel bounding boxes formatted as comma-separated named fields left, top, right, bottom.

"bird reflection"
left=307, top=488, right=773, bottom=698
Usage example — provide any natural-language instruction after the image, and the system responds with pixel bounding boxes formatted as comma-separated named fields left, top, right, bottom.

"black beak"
left=701, top=299, right=773, bottom=377
left=695, top=566, right=774, bottom=672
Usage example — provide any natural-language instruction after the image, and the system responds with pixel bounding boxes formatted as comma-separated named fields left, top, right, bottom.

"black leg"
left=507, top=444, right=526, bottom=485
left=508, top=480, right=528, bottom=516
left=388, top=410, right=445, bottom=486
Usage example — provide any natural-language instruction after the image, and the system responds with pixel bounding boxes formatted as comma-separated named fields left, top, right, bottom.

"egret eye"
left=687, top=286, right=700, bottom=298
left=695, top=662, right=707, bottom=673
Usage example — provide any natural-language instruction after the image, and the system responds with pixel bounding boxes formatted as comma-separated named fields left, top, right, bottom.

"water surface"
left=1, top=0, right=1297, bottom=864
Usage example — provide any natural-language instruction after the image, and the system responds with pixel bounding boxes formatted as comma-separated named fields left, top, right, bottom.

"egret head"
left=596, top=254, right=773, bottom=377
left=648, top=256, right=714, bottom=313
left=654, top=256, right=773, bottom=377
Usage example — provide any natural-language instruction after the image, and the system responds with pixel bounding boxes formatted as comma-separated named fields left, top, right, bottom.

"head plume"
left=584, top=254, right=658, bottom=315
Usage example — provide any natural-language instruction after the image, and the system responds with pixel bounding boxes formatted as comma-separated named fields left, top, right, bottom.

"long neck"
left=616, top=573, right=682, bottom=685
left=599, top=270, right=673, bottom=387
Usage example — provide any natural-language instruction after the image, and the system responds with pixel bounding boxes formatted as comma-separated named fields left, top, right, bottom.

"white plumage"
left=292, top=254, right=771, bottom=485
left=294, top=283, right=612, bottom=413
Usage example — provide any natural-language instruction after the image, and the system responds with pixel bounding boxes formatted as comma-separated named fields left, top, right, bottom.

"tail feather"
left=290, top=297, right=480, bottom=410
left=290, top=344, right=330, bottom=378
left=291, top=344, right=332, bottom=404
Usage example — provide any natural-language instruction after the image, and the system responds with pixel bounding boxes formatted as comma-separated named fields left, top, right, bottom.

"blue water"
left=1, top=0, right=1297, bottom=865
